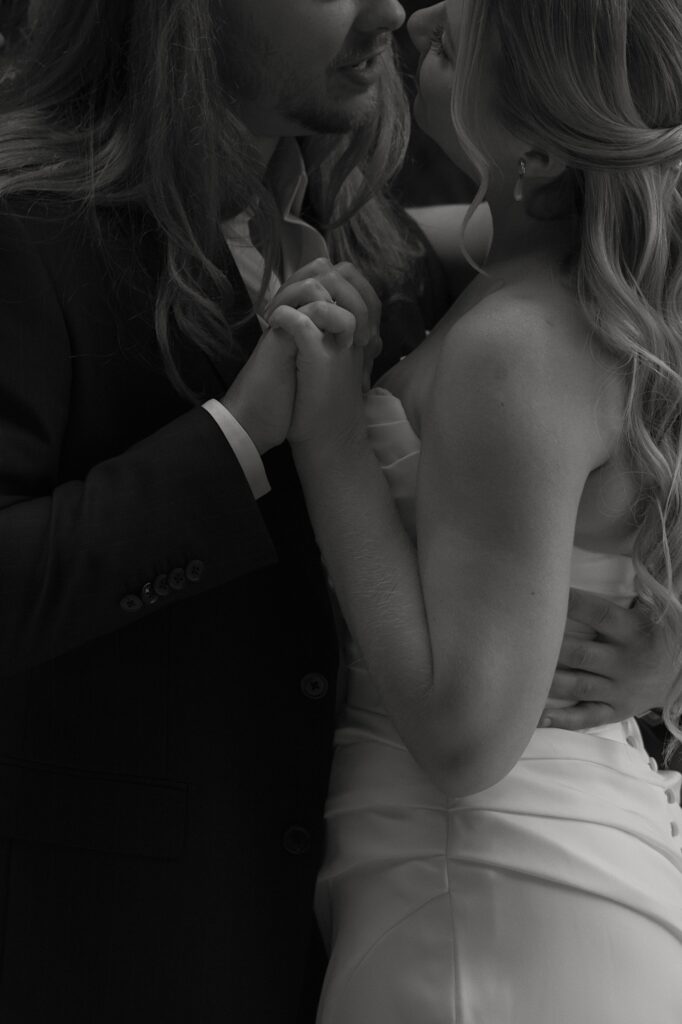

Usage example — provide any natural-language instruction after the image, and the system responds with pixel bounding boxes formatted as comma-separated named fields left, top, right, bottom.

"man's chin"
left=286, top=92, right=378, bottom=136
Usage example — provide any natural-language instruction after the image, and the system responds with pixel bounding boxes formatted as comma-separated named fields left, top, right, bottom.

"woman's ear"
left=521, top=148, right=568, bottom=184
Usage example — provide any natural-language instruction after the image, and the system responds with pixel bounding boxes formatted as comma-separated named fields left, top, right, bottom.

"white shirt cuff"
left=202, top=399, right=271, bottom=500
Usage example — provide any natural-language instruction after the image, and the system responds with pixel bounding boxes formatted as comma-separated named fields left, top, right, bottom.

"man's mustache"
left=332, top=34, right=393, bottom=70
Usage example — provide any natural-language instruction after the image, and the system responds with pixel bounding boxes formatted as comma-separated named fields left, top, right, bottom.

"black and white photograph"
left=0, top=0, right=680, bottom=1021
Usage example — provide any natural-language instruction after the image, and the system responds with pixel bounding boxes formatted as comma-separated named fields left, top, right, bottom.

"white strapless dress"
left=314, top=388, right=682, bottom=1024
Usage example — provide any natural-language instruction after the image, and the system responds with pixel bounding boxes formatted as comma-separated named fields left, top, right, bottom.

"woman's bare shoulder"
left=448, top=267, right=623, bottom=390
left=435, top=271, right=627, bottom=459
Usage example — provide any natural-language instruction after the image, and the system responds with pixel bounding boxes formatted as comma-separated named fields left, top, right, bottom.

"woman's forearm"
left=292, top=436, right=510, bottom=795
left=293, top=437, right=434, bottom=704
left=292, top=425, right=570, bottom=796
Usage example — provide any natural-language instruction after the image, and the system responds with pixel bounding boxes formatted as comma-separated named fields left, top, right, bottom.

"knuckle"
left=302, top=277, right=326, bottom=295
left=311, top=298, right=333, bottom=316
left=321, top=270, right=345, bottom=292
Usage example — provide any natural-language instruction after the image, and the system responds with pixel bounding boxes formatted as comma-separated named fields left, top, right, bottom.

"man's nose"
left=407, top=2, right=445, bottom=53
left=355, top=0, right=406, bottom=34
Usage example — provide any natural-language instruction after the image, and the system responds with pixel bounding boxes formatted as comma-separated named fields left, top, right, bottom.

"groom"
left=0, top=1, right=674, bottom=1023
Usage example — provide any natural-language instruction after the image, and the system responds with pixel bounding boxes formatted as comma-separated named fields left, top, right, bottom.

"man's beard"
left=274, top=69, right=379, bottom=135
left=231, top=57, right=381, bottom=136
left=219, top=8, right=388, bottom=136
left=273, top=46, right=399, bottom=136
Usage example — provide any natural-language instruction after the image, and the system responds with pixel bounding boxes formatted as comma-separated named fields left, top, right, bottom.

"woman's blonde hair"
left=452, top=0, right=682, bottom=744
left=0, top=0, right=421, bottom=398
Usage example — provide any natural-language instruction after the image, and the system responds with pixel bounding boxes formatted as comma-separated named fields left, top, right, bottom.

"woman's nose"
left=407, top=2, right=445, bottom=53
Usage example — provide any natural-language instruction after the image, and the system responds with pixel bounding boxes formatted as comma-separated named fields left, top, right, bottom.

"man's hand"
left=221, top=327, right=298, bottom=455
left=545, top=588, right=678, bottom=729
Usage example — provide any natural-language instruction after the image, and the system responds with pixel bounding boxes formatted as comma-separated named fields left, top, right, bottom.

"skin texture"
left=214, top=0, right=406, bottom=136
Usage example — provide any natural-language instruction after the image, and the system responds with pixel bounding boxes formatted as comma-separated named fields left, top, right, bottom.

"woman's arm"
left=286, top=299, right=615, bottom=795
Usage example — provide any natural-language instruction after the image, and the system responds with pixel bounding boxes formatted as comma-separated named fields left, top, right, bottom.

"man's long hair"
left=0, top=0, right=421, bottom=397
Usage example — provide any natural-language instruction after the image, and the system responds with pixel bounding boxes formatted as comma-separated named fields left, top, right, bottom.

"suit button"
left=120, top=594, right=143, bottom=613
left=283, top=825, right=311, bottom=855
left=153, top=574, right=170, bottom=597
left=186, top=559, right=205, bottom=583
left=666, top=790, right=678, bottom=804
left=140, top=581, right=159, bottom=605
left=672, top=822, right=680, bottom=838
left=300, top=672, right=328, bottom=700
left=168, top=567, right=186, bottom=591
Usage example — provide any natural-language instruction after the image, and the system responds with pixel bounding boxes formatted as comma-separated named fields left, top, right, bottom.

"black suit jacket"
left=0, top=197, right=449, bottom=1022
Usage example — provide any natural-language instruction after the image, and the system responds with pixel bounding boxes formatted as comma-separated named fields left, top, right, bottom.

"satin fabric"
left=315, top=388, right=682, bottom=1024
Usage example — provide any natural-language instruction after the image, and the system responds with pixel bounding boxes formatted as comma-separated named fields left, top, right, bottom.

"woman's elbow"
left=417, top=732, right=522, bottom=800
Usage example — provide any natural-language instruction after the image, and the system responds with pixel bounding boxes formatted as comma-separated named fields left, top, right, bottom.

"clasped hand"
left=223, top=257, right=377, bottom=454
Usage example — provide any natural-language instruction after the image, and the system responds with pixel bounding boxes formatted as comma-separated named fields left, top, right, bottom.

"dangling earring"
left=513, top=159, right=527, bottom=202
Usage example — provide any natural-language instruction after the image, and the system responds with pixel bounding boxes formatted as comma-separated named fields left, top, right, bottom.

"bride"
left=247, top=0, right=682, bottom=1019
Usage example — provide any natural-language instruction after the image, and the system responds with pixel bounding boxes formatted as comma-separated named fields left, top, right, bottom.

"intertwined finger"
left=299, top=300, right=356, bottom=350
left=549, top=667, right=617, bottom=705
left=269, top=302, right=356, bottom=353
left=264, top=277, right=333, bottom=319
left=268, top=305, right=324, bottom=347
left=556, top=637, right=614, bottom=679
left=264, top=258, right=380, bottom=350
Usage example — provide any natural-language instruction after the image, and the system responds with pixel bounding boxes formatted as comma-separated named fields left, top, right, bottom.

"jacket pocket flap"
left=0, top=757, right=187, bottom=860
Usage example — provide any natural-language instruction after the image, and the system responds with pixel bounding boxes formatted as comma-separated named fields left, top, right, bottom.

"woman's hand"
left=268, top=302, right=366, bottom=452
left=263, top=257, right=382, bottom=389
left=221, top=272, right=371, bottom=456
left=544, top=588, right=678, bottom=729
